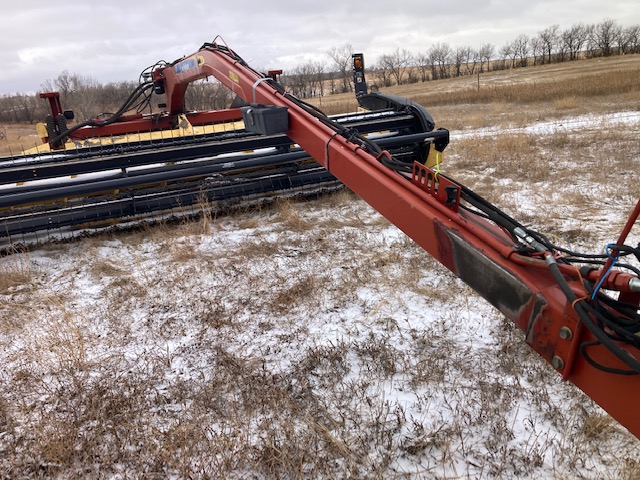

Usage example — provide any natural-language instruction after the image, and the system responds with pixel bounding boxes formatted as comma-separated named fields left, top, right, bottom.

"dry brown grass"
left=553, top=96, right=579, bottom=110
left=413, top=68, right=640, bottom=108
left=311, top=55, right=640, bottom=125
left=1, top=54, right=639, bottom=479
left=3, top=55, right=639, bottom=156
left=1, top=193, right=638, bottom=478
left=0, top=250, right=34, bottom=295
left=0, top=123, right=43, bottom=156
left=274, top=197, right=313, bottom=232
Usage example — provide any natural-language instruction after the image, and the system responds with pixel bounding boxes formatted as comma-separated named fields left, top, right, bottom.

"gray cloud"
left=1, top=0, right=638, bottom=94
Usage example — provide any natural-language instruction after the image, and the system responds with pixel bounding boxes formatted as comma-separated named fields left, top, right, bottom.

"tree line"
left=312, top=18, right=640, bottom=92
left=0, top=18, right=637, bottom=125
left=0, top=71, right=237, bottom=126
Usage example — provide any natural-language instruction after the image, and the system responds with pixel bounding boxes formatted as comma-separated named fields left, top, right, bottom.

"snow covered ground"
left=0, top=111, right=639, bottom=478
left=453, top=110, right=640, bottom=139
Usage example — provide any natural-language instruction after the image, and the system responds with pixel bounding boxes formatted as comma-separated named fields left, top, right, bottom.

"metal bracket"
left=251, top=77, right=271, bottom=104
left=411, top=162, right=460, bottom=212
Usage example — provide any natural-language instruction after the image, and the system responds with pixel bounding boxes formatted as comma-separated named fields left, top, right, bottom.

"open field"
left=1, top=55, right=640, bottom=478
left=2, top=54, right=639, bottom=156
left=0, top=124, right=41, bottom=156
left=313, top=54, right=640, bottom=126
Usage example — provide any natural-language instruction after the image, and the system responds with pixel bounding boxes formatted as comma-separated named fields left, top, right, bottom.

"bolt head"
left=552, top=356, right=565, bottom=370
left=559, top=327, right=573, bottom=340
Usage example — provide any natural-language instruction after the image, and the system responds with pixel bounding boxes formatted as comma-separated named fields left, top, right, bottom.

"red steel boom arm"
left=153, top=40, right=640, bottom=438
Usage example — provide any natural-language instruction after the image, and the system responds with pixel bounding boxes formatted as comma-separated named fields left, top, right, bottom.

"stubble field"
left=1, top=54, right=640, bottom=478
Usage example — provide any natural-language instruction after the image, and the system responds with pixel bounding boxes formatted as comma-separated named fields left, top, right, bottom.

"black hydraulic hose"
left=448, top=163, right=640, bottom=375
left=455, top=181, right=522, bottom=238
left=545, top=255, right=640, bottom=374
left=48, top=82, right=155, bottom=147
left=597, top=294, right=640, bottom=324
left=570, top=258, right=640, bottom=277
left=202, top=42, right=429, bottom=175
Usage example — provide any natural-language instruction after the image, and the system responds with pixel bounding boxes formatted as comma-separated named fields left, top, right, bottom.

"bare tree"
left=592, top=19, right=621, bottom=57
left=97, top=81, right=139, bottom=113
left=374, top=57, right=395, bottom=87
left=170, top=79, right=233, bottom=112
left=452, top=46, right=469, bottom=77
left=414, top=52, right=431, bottom=82
left=538, top=25, right=560, bottom=64
left=623, top=25, right=640, bottom=54
left=327, top=44, right=354, bottom=93
left=615, top=23, right=639, bottom=55
left=562, top=24, right=589, bottom=61
left=406, top=67, right=419, bottom=84
left=7, top=15, right=640, bottom=126
left=499, top=41, right=516, bottom=69
left=424, top=50, right=438, bottom=81
left=396, top=48, right=415, bottom=85
left=0, top=93, right=44, bottom=124
left=478, top=43, right=495, bottom=72
left=52, top=70, right=76, bottom=104
left=0, top=95, right=20, bottom=123
left=460, top=46, right=479, bottom=75
left=285, top=61, right=325, bottom=98
left=73, top=76, right=103, bottom=119
left=284, top=67, right=306, bottom=98
left=41, top=71, right=104, bottom=119
left=184, top=79, right=209, bottom=110
left=14, top=94, right=40, bottom=123
left=513, top=34, right=530, bottom=67
left=379, top=47, right=414, bottom=85
left=427, top=43, right=452, bottom=80
left=584, top=24, right=599, bottom=58
left=311, top=61, right=326, bottom=97
left=556, top=34, right=569, bottom=62
left=530, top=36, right=545, bottom=65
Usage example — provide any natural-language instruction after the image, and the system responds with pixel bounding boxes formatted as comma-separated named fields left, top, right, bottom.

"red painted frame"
left=151, top=43, right=640, bottom=438
left=42, top=41, right=640, bottom=438
left=37, top=107, right=244, bottom=142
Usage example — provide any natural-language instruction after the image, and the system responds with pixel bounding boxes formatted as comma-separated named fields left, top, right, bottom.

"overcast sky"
left=1, top=0, right=638, bottom=94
